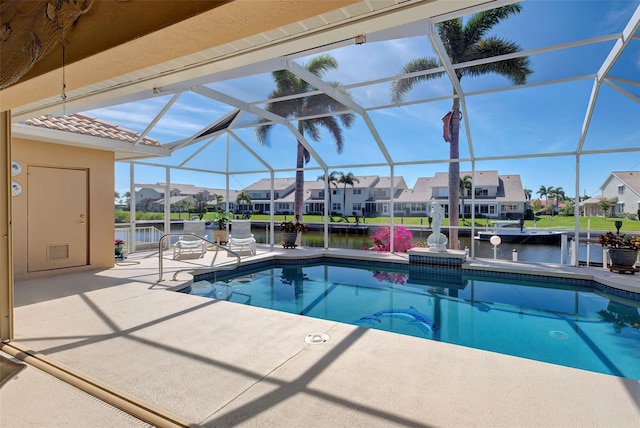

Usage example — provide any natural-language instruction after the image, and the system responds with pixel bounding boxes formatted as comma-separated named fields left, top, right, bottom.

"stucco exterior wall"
left=11, top=138, right=114, bottom=280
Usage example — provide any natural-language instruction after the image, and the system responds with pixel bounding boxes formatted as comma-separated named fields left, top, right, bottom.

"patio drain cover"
left=305, top=333, right=329, bottom=344
left=549, top=330, right=569, bottom=339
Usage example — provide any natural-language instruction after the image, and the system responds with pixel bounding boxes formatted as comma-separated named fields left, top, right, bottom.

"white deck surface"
left=2, top=245, right=639, bottom=427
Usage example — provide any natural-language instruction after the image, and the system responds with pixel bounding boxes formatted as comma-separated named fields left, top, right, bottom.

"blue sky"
left=97, top=1, right=640, bottom=200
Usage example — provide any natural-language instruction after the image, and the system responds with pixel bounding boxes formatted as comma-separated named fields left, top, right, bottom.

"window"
left=618, top=185, right=625, bottom=195
left=332, top=203, right=341, bottom=211
left=332, top=189, right=339, bottom=195
left=382, top=204, right=388, bottom=213
left=475, top=205, right=489, bottom=214
left=250, top=192, right=260, bottom=199
left=353, top=189, right=361, bottom=195
left=475, top=188, right=488, bottom=197
left=319, top=190, right=325, bottom=198
left=374, top=190, right=386, bottom=197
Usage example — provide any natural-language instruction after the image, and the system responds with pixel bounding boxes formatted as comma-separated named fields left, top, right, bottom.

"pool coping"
left=182, top=247, right=640, bottom=301
left=7, top=245, right=640, bottom=427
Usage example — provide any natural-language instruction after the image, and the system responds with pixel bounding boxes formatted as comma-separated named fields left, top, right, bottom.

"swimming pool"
left=186, top=261, right=640, bottom=380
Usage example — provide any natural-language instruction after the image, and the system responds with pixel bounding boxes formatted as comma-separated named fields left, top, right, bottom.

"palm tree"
left=193, top=192, right=208, bottom=220
left=337, top=171, right=359, bottom=216
left=236, top=191, right=252, bottom=215
left=391, top=5, right=531, bottom=249
left=212, top=193, right=224, bottom=212
left=114, top=191, right=120, bottom=205
left=553, top=187, right=565, bottom=213
left=537, top=185, right=554, bottom=213
left=317, top=170, right=340, bottom=219
left=256, top=54, right=355, bottom=220
left=179, top=199, right=192, bottom=219
left=122, top=191, right=131, bottom=208
left=524, top=188, right=532, bottom=201
left=459, top=175, right=472, bottom=220
left=598, top=198, right=612, bottom=218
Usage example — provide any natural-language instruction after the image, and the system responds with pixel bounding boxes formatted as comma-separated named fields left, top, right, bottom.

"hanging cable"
left=60, top=41, right=67, bottom=114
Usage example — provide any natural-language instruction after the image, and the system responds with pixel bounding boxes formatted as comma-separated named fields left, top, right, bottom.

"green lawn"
left=116, top=210, right=640, bottom=233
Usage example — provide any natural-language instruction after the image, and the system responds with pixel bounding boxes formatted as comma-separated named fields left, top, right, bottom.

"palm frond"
left=314, top=116, right=344, bottom=154
left=304, top=54, right=339, bottom=78
left=338, top=112, right=355, bottom=129
left=463, top=37, right=532, bottom=84
left=302, top=120, right=321, bottom=143
left=437, top=18, right=463, bottom=60
left=463, top=4, right=522, bottom=47
left=391, top=57, right=442, bottom=103
left=255, top=122, right=272, bottom=146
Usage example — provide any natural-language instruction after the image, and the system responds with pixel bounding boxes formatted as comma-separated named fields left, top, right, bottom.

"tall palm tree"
left=554, top=186, right=565, bottom=211
left=391, top=5, right=531, bottom=248
left=337, top=171, right=359, bottom=216
left=524, top=188, right=532, bottom=201
left=256, top=55, right=355, bottom=220
left=537, top=185, right=553, bottom=209
left=459, top=174, right=472, bottom=220
left=317, top=170, right=340, bottom=219
left=236, top=191, right=252, bottom=214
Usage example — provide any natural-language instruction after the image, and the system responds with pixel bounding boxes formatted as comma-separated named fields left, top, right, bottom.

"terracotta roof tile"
left=24, top=113, right=161, bottom=147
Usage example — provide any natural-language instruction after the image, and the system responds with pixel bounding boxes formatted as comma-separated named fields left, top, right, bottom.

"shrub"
left=115, top=209, right=130, bottom=223
left=371, top=226, right=414, bottom=252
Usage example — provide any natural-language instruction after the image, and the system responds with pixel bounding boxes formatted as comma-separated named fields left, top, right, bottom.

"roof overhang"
left=11, top=123, right=170, bottom=160
left=5, top=0, right=498, bottom=121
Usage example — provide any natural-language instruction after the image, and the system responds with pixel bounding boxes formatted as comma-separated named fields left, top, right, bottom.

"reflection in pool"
left=185, top=261, right=640, bottom=380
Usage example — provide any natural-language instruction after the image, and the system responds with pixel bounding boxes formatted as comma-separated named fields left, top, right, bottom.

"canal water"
left=123, top=222, right=606, bottom=265
left=250, top=228, right=606, bottom=265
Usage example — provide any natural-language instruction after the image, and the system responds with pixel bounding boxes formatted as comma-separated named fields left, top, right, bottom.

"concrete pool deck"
left=2, top=245, right=639, bottom=427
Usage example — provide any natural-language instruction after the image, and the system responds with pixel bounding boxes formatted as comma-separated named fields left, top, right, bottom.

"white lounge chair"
left=173, top=220, right=207, bottom=259
left=228, top=219, right=256, bottom=256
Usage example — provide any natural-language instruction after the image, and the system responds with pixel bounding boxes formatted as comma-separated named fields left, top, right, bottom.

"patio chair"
left=228, top=219, right=256, bottom=256
left=173, top=220, right=207, bottom=259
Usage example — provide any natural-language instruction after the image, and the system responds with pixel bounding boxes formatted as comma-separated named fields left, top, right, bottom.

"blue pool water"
left=187, top=262, right=640, bottom=380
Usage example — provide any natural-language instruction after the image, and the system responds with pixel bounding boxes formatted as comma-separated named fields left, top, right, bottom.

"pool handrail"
left=158, top=233, right=241, bottom=281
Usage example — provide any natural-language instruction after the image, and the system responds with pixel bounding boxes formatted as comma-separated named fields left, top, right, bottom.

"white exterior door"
left=27, top=166, right=88, bottom=272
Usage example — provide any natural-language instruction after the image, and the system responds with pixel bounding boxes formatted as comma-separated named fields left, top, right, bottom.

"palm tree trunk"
left=449, top=98, right=461, bottom=250
left=294, top=123, right=305, bottom=220
left=343, top=185, right=347, bottom=216
left=294, top=142, right=305, bottom=219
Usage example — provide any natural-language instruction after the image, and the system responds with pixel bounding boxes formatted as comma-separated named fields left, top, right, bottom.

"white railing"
left=115, top=225, right=167, bottom=253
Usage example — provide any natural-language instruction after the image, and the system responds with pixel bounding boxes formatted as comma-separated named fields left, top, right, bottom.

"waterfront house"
left=581, top=171, right=640, bottom=218
left=411, top=171, right=527, bottom=219
left=244, top=177, right=297, bottom=214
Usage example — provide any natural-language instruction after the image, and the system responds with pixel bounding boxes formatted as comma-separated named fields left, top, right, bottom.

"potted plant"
left=211, top=210, right=232, bottom=244
left=280, top=221, right=308, bottom=248
left=597, top=231, right=640, bottom=269
left=115, top=239, right=125, bottom=259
